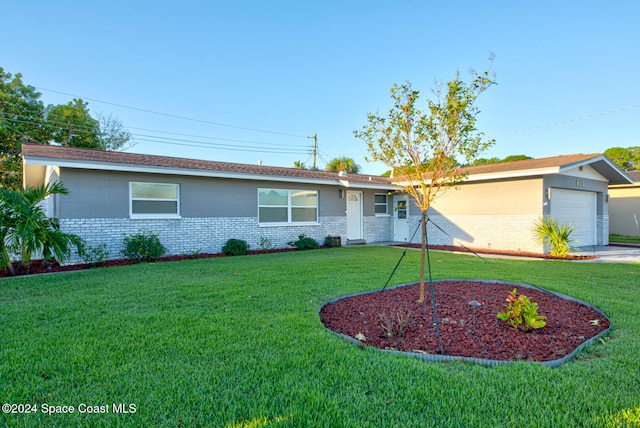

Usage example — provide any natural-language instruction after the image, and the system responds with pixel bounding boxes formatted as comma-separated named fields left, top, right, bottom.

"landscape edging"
left=319, top=279, right=611, bottom=368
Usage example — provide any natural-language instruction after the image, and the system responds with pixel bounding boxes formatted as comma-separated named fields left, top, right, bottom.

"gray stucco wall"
left=57, top=168, right=348, bottom=219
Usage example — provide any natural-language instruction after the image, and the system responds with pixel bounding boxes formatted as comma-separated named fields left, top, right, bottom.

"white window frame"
left=374, top=193, right=389, bottom=216
left=258, top=188, right=319, bottom=226
left=129, top=182, right=181, bottom=219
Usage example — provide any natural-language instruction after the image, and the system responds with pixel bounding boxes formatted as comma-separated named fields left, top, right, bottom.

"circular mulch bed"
left=319, top=280, right=610, bottom=366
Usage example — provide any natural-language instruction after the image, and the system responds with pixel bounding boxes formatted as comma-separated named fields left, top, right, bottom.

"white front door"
left=393, top=195, right=410, bottom=242
left=346, top=191, right=363, bottom=240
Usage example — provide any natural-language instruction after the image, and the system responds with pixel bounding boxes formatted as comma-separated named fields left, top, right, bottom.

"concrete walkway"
left=363, top=242, right=640, bottom=264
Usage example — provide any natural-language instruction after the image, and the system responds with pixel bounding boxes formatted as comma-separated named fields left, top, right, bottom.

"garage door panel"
left=550, top=189, right=596, bottom=246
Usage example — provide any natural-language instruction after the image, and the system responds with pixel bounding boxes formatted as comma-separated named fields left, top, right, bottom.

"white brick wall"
left=364, top=215, right=391, bottom=243
left=407, top=214, right=544, bottom=253
left=60, top=216, right=349, bottom=264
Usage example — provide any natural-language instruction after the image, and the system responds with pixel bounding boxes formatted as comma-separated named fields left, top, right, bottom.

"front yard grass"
left=1, top=247, right=639, bottom=427
left=610, top=234, right=640, bottom=245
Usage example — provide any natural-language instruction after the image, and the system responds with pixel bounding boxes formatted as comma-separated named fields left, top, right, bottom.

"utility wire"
left=494, top=104, right=640, bottom=137
left=134, top=138, right=311, bottom=155
left=36, top=87, right=310, bottom=138
left=1, top=112, right=312, bottom=154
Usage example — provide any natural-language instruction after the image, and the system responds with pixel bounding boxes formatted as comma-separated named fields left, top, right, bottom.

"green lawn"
left=1, top=247, right=639, bottom=427
left=610, top=234, right=640, bottom=245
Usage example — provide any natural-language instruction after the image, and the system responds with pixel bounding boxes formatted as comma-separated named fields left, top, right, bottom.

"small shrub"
left=222, top=239, right=249, bottom=256
left=257, top=237, right=274, bottom=253
left=497, top=288, right=546, bottom=332
left=379, top=310, right=412, bottom=337
left=121, top=231, right=166, bottom=263
left=79, top=243, right=110, bottom=265
left=287, top=234, right=319, bottom=250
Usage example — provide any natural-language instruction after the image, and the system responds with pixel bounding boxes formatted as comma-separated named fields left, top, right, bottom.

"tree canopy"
left=1, top=66, right=131, bottom=190
left=326, top=157, right=360, bottom=174
left=469, top=154, right=532, bottom=166
left=604, top=146, right=640, bottom=171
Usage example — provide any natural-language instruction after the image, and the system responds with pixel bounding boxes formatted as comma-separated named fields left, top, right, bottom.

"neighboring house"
left=608, top=170, right=640, bottom=237
left=21, top=143, right=633, bottom=262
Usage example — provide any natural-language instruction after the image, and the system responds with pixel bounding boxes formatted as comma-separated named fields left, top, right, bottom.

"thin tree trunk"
left=419, top=210, right=427, bottom=302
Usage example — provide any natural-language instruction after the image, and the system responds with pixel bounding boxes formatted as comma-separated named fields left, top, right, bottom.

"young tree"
left=326, top=156, right=361, bottom=174
left=355, top=63, right=496, bottom=303
left=293, top=160, right=307, bottom=169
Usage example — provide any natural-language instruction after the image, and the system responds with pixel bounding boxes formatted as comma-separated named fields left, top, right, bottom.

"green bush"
left=257, top=237, right=274, bottom=253
left=121, top=231, right=167, bottom=263
left=288, top=234, right=320, bottom=250
left=222, top=239, right=249, bottom=256
left=79, top=243, right=110, bottom=265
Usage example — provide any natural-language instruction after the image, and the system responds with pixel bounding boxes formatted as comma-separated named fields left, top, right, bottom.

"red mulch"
left=396, top=244, right=598, bottom=260
left=320, top=280, right=609, bottom=362
left=0, top=248, right=304, bottom=278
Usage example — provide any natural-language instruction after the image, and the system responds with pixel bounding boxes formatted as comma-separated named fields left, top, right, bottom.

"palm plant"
left=0, top=182, right=84, bottom=275
left=533, top=217, right=578, bottom=257
left=326, top=157, right=361, bottom=174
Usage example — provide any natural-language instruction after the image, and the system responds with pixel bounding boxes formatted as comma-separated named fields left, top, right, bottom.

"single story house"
left=21, top=143, right=633, bottom=262
left=608, top=170, right=640, bottom=237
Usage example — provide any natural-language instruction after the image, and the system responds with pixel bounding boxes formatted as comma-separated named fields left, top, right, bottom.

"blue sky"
left=3, top=1, right=639, bottom=175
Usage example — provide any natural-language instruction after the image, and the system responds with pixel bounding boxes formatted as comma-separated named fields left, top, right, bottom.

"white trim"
left=374, top=193, right=389, bottom=216
left=257, top=188, right=319, bottom=225
left=129, top=181, right=180, bottom=219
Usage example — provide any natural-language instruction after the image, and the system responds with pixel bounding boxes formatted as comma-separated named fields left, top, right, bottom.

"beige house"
left=608, top=170, right=640, bottom=237
left=397, top=154, right=633, bottom=253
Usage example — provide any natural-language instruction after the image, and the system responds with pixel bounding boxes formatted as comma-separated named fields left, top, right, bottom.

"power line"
left=133, top=138, right=311, bottom=155
left=36, top=87, right=310, bottom=138
left=131, top=133, right=311, bottom=153
left=1, top=112, right=312, bottom=154
left=494, top=104, right=640, bottom=137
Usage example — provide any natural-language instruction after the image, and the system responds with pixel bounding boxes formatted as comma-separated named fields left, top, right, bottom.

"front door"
left=393, top=195, right=410, bottom=242
left=346, top=191, right=363, bottom=241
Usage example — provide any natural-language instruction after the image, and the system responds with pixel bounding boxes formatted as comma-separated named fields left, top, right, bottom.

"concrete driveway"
left=577, top=245, right=640, bottom=263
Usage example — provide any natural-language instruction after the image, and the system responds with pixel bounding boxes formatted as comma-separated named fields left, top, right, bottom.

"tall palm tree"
left=326, top=157, right=361, bottom=174
left=0, top=182, right=84, bottom=275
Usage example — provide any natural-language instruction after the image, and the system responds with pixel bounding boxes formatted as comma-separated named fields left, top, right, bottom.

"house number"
left=576, top=180, right=584, bottom=186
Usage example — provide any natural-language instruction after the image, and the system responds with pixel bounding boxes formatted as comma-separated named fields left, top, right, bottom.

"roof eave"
left=560, top=155, right=635, bottom=185
left=23, top=156, right=399, bottom=189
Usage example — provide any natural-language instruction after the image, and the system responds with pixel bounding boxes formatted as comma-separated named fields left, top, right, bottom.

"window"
left=258, top=189, right=318, bottom=224
left=374, top=194, right=389, bottom=215
left=130, top=182, right=180, bottom=218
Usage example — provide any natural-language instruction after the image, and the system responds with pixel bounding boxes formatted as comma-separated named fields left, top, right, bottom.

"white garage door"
left=550, top=189, right=597, bottom=247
